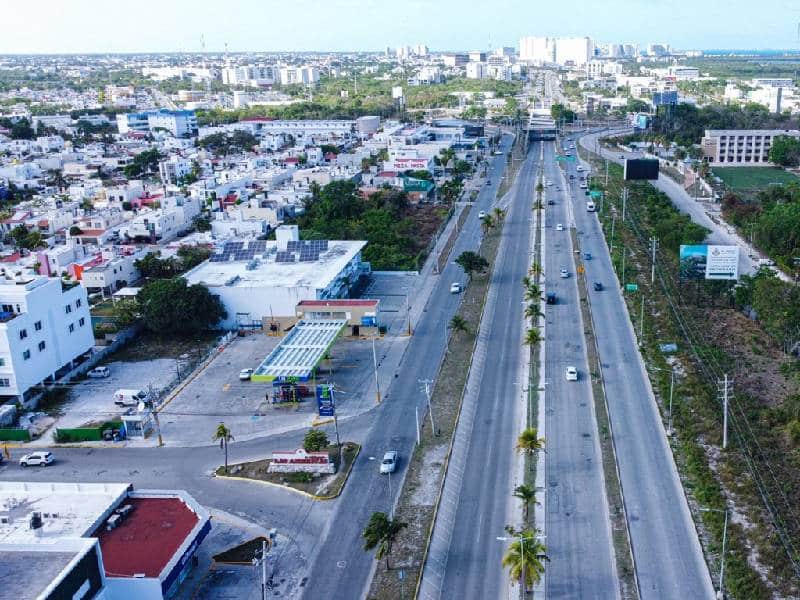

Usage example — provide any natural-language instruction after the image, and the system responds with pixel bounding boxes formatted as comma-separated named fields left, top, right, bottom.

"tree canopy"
left=768, top=135, right=800, bottom=167
left=136, top=278, right=226, bottom=335
left=123, top=148, right=161, bottom=178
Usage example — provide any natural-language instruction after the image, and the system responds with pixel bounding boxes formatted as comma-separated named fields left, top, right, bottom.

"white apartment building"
left=159, top=156, right=193, bottom=185
left=701, top=129, right=800, bottom=166
left=519, top=37, right=555, bottom=64
left=147, top=110, right=197, bottom=138
left=278, top=66, right=319, bottom=86
left=520, top=36, right=593, bottom=65
left=222, top=65, right=277, bottom=87
left=466, top=62, right=487, bottom=80
left=0, top=274, right=93, bottom=404
left=667, top=66, right=700, bottom=81
left=80, top=247, right=147, bottom=295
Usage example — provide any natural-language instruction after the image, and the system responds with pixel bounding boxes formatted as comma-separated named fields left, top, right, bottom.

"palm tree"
left=521, top=276, right=533, bottom=289
left=480, top=213, right=495, bottom=233
left=439, top=148, right=456, bottom=172
left=493, top=207, right=506, bottom=222
left=513, top=484, right=539, bottom=520
left=517, top=427, right=545, bottom=454
left=524, top=328, right=543, bottom=346
left=524, top=303, right=543, bottom=320
left=213, top=422, right=234, bottom=473
left=362, top=511, right=408, bottom=569
left=524, top=285, right=541, bottom=302
left=449, top=315, right=469, bottom=335
left=501, top=529, right=549, bottom=591
left=529, top=263, right=543, bottom=277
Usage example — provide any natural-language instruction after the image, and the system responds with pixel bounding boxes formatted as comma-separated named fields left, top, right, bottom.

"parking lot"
left=362, top=271, right=418, bottom=335
left=48, top=357, right=179, bottom=432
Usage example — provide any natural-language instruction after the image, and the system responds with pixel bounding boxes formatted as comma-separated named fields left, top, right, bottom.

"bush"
left=303, top=428, right=329, bottom=452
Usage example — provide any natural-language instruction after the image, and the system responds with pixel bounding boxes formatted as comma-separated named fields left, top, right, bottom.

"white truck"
left=113, top=389, right=150, bottom=407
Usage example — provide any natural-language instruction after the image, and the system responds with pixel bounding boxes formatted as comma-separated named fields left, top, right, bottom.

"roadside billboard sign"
left=625, top=283, right=639, bottom=292
left=623, top=158, right=659, bottom=181
left=679, top=245, right=740, bottom=280
left=316, top=384, right=335, bottom=417
left=589, top=190, right=603, bottom=199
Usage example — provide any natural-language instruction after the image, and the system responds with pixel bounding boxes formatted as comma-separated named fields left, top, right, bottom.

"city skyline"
left=2, top=0, right=800, bottom=54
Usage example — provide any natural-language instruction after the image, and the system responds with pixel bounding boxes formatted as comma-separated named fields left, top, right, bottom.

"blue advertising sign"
left=316, top=384, right=335, bottom=417
left=361, top=315, right=377, bottom=327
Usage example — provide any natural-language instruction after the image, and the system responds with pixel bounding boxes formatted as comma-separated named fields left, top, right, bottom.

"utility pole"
left=261, top=539, right=268, bottom=600
left=371, top=336, right=381, bottom=404
left=719, top=375, right=731, bottom=449
left=621, top=247, right=626, bottom=285
left=650, top=237, right=659, bottom=284
left=406, top=294, right=412, bottom=336
left=622, top=187, right=628, bottom=221
left=668, top=368, right=675, bottom=435
left=610, top=213, right=616, bottom=253
left=639, top=294, right=645, bottom=341
left=419, top=379, right=435, bottom=435
left=605, top=158, right=609, bottom=187
left=415, top=406, right=420, bottom=446
left=147, top=384, right=163, bottom=447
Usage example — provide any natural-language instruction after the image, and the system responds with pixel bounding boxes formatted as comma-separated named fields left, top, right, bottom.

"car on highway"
left=565, top=366, right=578, bottom=381
left=593, top=281, right=603, bottom=291
left=239, top=368, right=254, bottom=381
left=546, top=292, right=557, bottom=305
left=576, top=166, right=584, bottom=172
left=584, top=252, right=592, bottom=260
left=478, top=210, right=487, bottom=219
left=87, top=366, right=110, bottom=378
left=579, top=183, right=588, bottom=189
left=548, top=199, right=555, bottom=205
left=380, top=451, right=398, bottom=474
left=620, top=154, right=625, bottom=159
left=556, top=223, right=564, bottom=231
left=20, top=451, right=54, bottom=467
left=450, top=282, right=462, bottom=294
left=560, top=268, right=569, bottom=278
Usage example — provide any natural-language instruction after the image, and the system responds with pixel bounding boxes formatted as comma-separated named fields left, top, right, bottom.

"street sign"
left=577, top=265, right=585, bottom=274
left=316, top=384, right=335, bottom=417
left=589, top=190, right=603, bottom=199
left=625, top=283, right=639, bottom=292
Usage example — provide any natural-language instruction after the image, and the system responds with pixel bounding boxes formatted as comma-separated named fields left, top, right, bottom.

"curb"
left=213, top=443, right=360, bottom=502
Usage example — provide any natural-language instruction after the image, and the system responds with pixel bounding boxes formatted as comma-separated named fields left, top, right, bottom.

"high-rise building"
left=519, top=36, right=555, bottom=63
left=554, top=37, right=594, bottom=66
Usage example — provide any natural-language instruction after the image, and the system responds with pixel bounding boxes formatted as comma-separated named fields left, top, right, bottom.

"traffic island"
left=214, top=442, right=360, bottom=500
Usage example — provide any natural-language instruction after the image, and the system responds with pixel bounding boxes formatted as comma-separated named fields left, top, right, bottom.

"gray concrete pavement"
left=567, top=132, right=716, bottom=599
left=542, top=142, right=619, bottom=599
left=420, top=143, right=533, bottom=600
left=300, top=133, right=516, bottom=600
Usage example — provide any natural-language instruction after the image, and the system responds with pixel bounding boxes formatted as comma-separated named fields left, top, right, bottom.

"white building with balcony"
left=701, top=129, right=800, bottom=166
left=0, top=274, right=93, bottom=405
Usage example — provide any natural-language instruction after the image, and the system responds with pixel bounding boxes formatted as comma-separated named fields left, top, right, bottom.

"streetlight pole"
left=700, top=507, right=728, bottom=600
left=372, top=336, right=381, bottom=404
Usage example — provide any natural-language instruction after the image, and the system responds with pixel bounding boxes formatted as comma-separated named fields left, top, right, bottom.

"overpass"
left=524, top=109, right=557, bottom=141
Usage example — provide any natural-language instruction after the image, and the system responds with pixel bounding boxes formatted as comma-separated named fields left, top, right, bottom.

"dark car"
left=546, top=292, right=557, bottom=305
left=593, top=282, right=603, bottom=291
left=547, top=199, right=555, bottom=205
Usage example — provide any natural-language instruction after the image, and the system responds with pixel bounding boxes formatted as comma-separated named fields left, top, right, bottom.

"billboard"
left=624, top=158, right=659, bottom=181
left=653, top=90, right=678, bottom=106
left=316, top=384, right=335, bottom=417
left=633, top=113, right=649, bottom=130
left=679, top=245, right=740, bottom=280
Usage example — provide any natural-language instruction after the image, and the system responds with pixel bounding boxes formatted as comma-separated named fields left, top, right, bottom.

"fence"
left=55, top=421, right=121, bottom=443
left=0, top=428, right=31, bottom=442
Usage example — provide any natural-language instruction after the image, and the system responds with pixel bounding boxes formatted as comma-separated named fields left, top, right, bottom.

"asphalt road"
left=300, top=133, right=515, bottom=600
left=563, top=132, right=716, bottom=599
left=541, top=142, right=619, bottom=599
left=435, top=141, right=534, bottom=599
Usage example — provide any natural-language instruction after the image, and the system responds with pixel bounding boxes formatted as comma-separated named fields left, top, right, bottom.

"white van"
left=113, top=389, right=150, bottom=407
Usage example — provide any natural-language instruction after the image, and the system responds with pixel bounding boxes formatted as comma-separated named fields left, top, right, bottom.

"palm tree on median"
left=449, top=315, right=469, bottom=335
left=524, top=328, right=543, bottom=346
left=517, top=427, right=545, bottom=455
left=524, top=285, right=541, bottom=302
left=213, top=422, right=234, bottom=474
left=524, top=303, right=543, bottom=320
left=363, top=511, right=407, bottom=570
left=501, top=528, right=549, bottom=592
left=513, top=484, right=539, bottom=521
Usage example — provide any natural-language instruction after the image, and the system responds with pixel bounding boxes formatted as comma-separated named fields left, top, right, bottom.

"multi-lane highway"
left=562, top=133, right=715, bottom=599
left=541, top=142, right=619, bottom=599
left=301, top=133, right=514, bottom=599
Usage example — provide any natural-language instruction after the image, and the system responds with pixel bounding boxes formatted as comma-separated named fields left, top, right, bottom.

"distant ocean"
left=702, top=49, right=800, bottom=57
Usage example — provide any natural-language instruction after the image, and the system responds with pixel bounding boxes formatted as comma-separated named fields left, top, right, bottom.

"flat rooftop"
left=94, top=496, right=199, bottom=578
left=0, top=482, right=129, bottom=543
left=253, top=319, right=346, bottom=382
left=184, top=238, right=366, bottom=290
left=0, top=550, right=77, bottom=600
left=297, top=299, right=378, bottom=308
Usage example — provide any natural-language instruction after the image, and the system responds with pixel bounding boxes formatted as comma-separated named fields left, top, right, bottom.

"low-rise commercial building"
left=701, top=129, right=800, bottom=166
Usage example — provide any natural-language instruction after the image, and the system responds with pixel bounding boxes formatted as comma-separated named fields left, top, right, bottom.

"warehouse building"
left=184, top=225, right=369, bottom=330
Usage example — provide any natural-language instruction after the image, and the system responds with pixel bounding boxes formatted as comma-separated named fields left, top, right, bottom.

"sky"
left=2, top=0, right=800, bottom=54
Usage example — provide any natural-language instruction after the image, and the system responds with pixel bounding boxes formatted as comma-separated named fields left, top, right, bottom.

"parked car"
left=239, top=368, right=254, bottom=381
left=450, top=282, right=462, bottom=294
left=556, top=223, right=564, bottom=231
left=593, top=281, right=603, bottom=291
left=560, top=268, right=569, bottom=278
left=380, top=451, right=398, bottom=474
left=20, top=451, right=54, bottom=467
left=113, top=389, right=149, bottom=407
left=565, top=366, right=578, bottom=381
left=87, top=366, right=110, bottom=378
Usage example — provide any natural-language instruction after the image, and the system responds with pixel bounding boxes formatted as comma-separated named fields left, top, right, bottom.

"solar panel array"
left=209, top=240, right=271, bottom=263
left=275, top=251, right=296, bottom=263
left=287, top=240, right=329, bottom=252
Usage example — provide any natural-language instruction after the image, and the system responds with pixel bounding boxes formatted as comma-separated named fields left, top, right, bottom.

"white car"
left=560, top=268, right=569, bottom=278
left=576, top=166, right=584, bottom=172
left=565, top=366, right=578, bottom=381
left=478, top=210, right=487, bottom=219
left=20, top=451, right=54, bottom=467
left=87, top=366, right=110, bottom=378
left=450, top=282, right=462, bottom=294
left=556, top=223, right=564, bottom=231
left=239, top=368, right=254, bottom=381
left=579, top=183, right=588, bottom=189
left=380, top=451, right=398, bottom=474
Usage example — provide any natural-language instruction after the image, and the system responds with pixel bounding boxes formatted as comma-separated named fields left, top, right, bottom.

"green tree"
left=177, top=246, right=212, bottom=270
left=193, top=215, right=212, bottom=233
left=524, top=303, right=543, bottom=320
left=69, top=225, right=83, bottom=236
left=303, top=428, right=329, bottom=452
left=439, top=147, right=456, bottom=171
left=362, top=511, right=408, bottom=570
left=111, top=298, right=139, bottom=327
left=123, top=148, right=162, bottom=178
left=517, top=427, right=545, bottom=454
left=550, top=103, right=576, bottom=124
left=513, top=484, right=538, bottom=520
left=524, top=328, right=543, bottom=345
left=135, top=252, right=182, bottom=279
left=137, top=278, right=226, bottom=335
left=213, top=422, right=234, bottom=473
left=455, top=250, right=489, bottom=278
left=501, top=529, right=549, bottom=591
left=480, top=213, right=495, bottom=233
left=449, top=315, right=469, bottom=335
left=768, top=135, right=800, bottom=167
